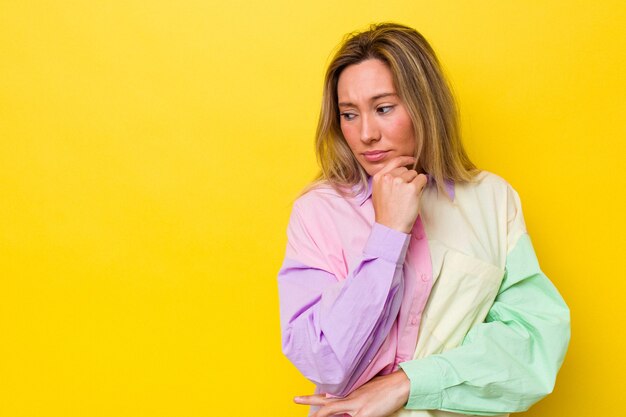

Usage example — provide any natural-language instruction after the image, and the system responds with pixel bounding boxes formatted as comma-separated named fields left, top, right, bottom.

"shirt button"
left=410, top=317, right=418, bottom=326
left=420, top=272, right=429, bottom=282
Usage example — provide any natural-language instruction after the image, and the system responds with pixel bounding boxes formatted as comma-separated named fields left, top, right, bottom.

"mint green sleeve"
left=398, top=233, right=571, bottom=415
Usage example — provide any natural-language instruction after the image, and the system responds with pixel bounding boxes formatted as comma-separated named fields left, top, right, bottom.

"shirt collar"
left=353, top=174, right=455, bottom=206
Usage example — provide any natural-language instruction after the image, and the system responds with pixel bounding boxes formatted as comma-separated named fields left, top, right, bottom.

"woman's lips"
left=362, top=151, right=389, bottom=162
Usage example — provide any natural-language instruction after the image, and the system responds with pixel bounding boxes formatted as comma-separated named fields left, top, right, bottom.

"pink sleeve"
left=278, top=202, right=410, bottom=396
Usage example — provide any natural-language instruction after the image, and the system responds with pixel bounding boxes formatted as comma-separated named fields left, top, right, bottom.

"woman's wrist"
left=388, top=369, right=411, bottom=407
left=374, top=218, right=414, bottom=234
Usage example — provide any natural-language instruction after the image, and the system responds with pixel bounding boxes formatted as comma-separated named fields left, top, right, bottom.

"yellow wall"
left=1, top=1, right=624, bottom=416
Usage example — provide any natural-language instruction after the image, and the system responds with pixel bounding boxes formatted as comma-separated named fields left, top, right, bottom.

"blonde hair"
left=308, top=22, right=478, bottom=198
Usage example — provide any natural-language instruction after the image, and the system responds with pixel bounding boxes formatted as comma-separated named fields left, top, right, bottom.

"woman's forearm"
left=279, top=222, right=411, bottom=396
left=399, top=234, right=570, bottom=415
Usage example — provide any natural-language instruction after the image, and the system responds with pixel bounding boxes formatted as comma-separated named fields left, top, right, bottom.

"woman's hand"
left=372, top=156, right=427, bottom=234
left=294, top=370, right=411, bottom=417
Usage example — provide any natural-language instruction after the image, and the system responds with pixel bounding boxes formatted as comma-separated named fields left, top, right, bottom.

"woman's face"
left=337, top=59, right=416, bottom=176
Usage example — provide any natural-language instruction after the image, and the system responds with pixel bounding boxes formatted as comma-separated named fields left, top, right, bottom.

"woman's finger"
left=311, top=401, right=353, bottom=417
left=376, top=156, right=416, bottom=177
left=399, top=169, right=419, bottom=183
left=388, top=166, right=409, bottom=177
left=411, top=173, right=428, bottom=189
left=294, top=394, right=332, bottom=406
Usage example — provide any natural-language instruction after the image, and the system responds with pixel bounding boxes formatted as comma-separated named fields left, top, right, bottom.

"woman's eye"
left=340, top=112, right=356, bottom=121
left=377, top=105, right=394, bottom=115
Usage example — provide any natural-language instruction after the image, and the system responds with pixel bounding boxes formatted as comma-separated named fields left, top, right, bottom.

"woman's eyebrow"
left=338, top=92, right=398, bottom=108
left=371, top=92, right=397, bottom=100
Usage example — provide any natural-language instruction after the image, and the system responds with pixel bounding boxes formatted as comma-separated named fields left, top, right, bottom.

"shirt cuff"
left=398, top=356, right=446, bottom=410
left=363, top=222, right=411, bottom=265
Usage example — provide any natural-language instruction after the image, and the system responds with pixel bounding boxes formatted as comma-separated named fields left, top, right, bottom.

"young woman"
left=277, top=23, right=570, bottom=417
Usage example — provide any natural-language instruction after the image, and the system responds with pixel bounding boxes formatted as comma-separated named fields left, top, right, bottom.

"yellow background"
left=1, top=1, right=624, bottom=416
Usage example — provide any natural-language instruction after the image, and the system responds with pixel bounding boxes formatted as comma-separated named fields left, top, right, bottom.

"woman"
left=277, top=23, right=570, bottom=417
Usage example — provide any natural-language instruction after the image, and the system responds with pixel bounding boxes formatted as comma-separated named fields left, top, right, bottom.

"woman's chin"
left=361, top=162, right=384, bottom=176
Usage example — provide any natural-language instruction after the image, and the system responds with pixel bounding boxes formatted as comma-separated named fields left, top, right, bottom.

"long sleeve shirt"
left=278, top=171, right=570, bottom=416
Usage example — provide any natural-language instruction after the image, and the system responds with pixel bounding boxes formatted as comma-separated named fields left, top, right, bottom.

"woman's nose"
left=360, top=114, right=381, bottom=143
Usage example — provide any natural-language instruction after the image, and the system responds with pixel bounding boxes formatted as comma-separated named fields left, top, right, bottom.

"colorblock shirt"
left=278, top=171, right=570, bottom=416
